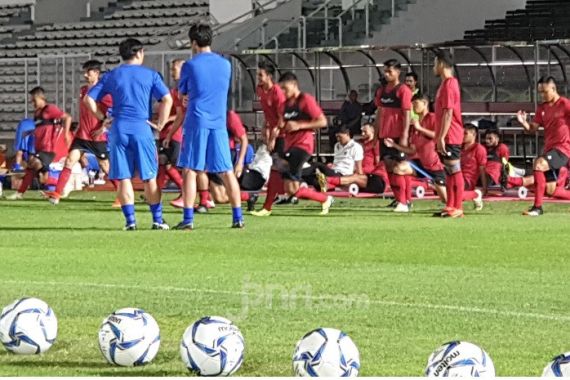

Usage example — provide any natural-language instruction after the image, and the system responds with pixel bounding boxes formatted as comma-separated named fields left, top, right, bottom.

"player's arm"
left=149, top=94, right=173, bottom=131
left=163, top=105, right=184, bottom=148
left=61, top=112, right=73, bottom=146
left=436, top=108, right=453, bottom=154
left=516, top=110, right=540, bottom=133
left=354, top=160, right=363, bottom=175
left=400, top=109, right=411, bottom=147
left=84, top=95, right=107, bottom=122
left=235, top=133, right=249, bottom=178
left=374, top=106, right=382, bottom=144
left=413, top=119, right=436, bottom=139
left=383, top=137, right=416, bottom=156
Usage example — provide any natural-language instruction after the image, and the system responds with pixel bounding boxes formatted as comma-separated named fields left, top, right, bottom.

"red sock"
left=296, top=187, right=328, bottom=203
left=199, top=190, right=210, bottom=206
left=463, top=190, right=477, bottom=201
left=445, top=173, right=455, bottom=209
left=534, top=170, right=546, bottom=207
left=240, top=192, right=250, bottom=201
left=393, top=175, right=407, bottom=204
left=327, top=176, right=341, bottom=187
left=507, top=176, right=523, bottom=188
left=166, top=167, right=183, bottom=190
left=404, top=175, right=412, bottom=202
left=452, top=171, right=465, bottom=210
left=18, top=168, right=35, bottom=194
left=55, top=167, right=72, bottom=195
left=110, top=179, right=119, bottom=190
left=262, top=170, right=283, bottom=211
left=389, top=173, right=400, bottom=203
left=552, top=186, right=570, bottom=200
left=157, top=165, right=167, bottom=189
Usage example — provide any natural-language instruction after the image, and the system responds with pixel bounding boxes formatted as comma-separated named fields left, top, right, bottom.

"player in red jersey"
left=374, top=59, right=413, bottom=212
left=433, top=51, right=466, bottom=218
left=382, top=93, right=447, bottom=204
left=251, top=72, right=332, bottom=216
left=43, top=60, right=115, bottom=205
left=159, top=59, right=185, bottom=208
left=460, top=124, right=486, bottom=210
left=255, top=60, right=288, bottom=211
left=7, top=86, right=72, bottom=200
left=516, top=76, right=570, bottom=216
left=483, top=129, right=510, bottom=186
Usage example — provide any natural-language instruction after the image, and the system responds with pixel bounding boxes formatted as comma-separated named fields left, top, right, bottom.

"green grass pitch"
left=0, top=191, right=569, bottom=376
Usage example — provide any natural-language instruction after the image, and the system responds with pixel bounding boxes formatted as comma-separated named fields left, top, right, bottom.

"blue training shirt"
left=179, top=52, right=231, bottom=130
left=88, top=64, right=169, bottom=133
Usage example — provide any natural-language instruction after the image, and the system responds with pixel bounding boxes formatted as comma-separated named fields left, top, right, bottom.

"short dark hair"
left=484, top=129, right=500, bottom=138
left=188, top=24, right=212, bottom=48
left=257, top=60, right=276, bottom=77
left=405, top=71, right=418, bottom=81
left=464, top=123, right=478, bottom=132
left=538, top=76, right=557, bottom=86
left=412, top=92, right=430, bottom=103
left=349, top=89, right=358, bottom=97
left=435, top=50, right=454, bottom=68
left=336, top=125, right=351, bottom=135
left=119, top=38, right=143, bottom=61
left=278, top=71, right=297, bottom=83
left=383, top=59, right=401, bottom=70
left=29, top=86, right=45, bottom=97
left=82, top=59, right=102, bottom=72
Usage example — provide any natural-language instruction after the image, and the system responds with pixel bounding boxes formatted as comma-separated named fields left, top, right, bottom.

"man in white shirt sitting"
left=303, top=126, right=364, bottom=191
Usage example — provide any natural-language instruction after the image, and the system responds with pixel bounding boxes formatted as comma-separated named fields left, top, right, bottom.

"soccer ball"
left=425, top=341, right=495, bottom=377
left=98, top=308, right=160, bottom=366
left=292, top=327, right=360, bottom=377
left=180, top=316, right=245, bottom=376
left=543, top=352, right=570, bottom=376
left=0, top=297, right=57, bottom=354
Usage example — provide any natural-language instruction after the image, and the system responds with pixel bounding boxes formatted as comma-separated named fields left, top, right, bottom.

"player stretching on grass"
left=516, top=76, right=570, bottom=216
left=175, top=24, right=244, bottom=230
left=85, top=38, right=173, bottom=230
left=44, top=60, right=117, bottom=206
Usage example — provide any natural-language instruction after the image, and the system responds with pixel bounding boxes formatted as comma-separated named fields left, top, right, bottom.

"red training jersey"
left=435, top=77, right=463, bottom=145
left=282, top=92, right=324, bottom=155
left=410, top=113, right=443, bottom=172
left=361, top=139, right=379, bottom=175
left=227, top=110, right=247, bottom=150
left=34, top=104, right=65, bottom=153
left=159, top=88, right=183, bottom=143
left=257, top=84, right=286, bottom=136
left=375, top=83, right=412, bottom=139
left=485, top=143, right=510, bottom=184
left=533, top=96, right=570, bottom=158
left=76, top=85, right=112, bottom=142
left=461, top=142, right=487, bottom=189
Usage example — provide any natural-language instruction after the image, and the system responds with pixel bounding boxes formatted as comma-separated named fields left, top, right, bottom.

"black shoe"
left=522, top=206, right=543, bottom=217
left=174, top=221, right=194, bottom=230
left=232, top=220, right=245, bottom=229
left=385, top=199, right=397, bottom=208
left=123, top=223, right=137, bottom=231
left=291, top=196, right=299, bottom=205
left=195, top=205, right=208, bottom=214
left=273, top=195, right=291, bottom=205
left=407, top=201, right=413, bottom=210
left=246, top=193, right=259, bottom=212
left=151, top=221, right=170, bottom=230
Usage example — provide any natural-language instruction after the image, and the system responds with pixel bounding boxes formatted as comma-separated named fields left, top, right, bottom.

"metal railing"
left=337, top=0, right=373, bottom=47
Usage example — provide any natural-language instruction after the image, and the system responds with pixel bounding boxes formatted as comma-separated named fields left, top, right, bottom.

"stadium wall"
left=34, top=0, right=115, bottom=23
left=368, top=0, right=528, bottom=46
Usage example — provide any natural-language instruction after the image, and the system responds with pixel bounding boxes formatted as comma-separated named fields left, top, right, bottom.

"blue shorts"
left=178, top=127, right=233, bottom=173
left=108, top=128, right=158, bottom=181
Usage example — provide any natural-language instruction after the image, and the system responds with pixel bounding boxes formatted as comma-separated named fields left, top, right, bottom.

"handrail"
left=232, top=18, right=295, bottom=51
left=213, top=0, right=290, bottom=34
left=338, top=0, right=373, bottom=47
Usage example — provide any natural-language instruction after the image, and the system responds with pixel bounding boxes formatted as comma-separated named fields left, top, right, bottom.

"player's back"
left=183, top=52, right=230, bottom=129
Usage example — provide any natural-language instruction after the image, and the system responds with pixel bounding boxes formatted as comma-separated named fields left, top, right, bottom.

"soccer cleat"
left=320, top=196, right=334, bottom=215
left=231, top=220, right=245, bottom=229
left=123, top=223, right=137, bottom=231
left=174, top=221, right=194, bottom=230
left=251, top=208, right=272, bottom=217
left=433, top=206, right=455, bottom=217
left=246, top=193, right=259, bottom=212
left=273, top=195, right=299, bottom=205
left=195, top=204, right=208, bottom=214
left=315, top=169, right=328, bottom=193
left=385, top=199, right=398, bottom=208
left=5, top=192, right=23, bottom=200
left=473, top=189, right=484, bottom=211
left=393, top=202, right=410, bottom=213
left=442, top=208, right=464, bottom=218
left=48, top=196, right=60, bottom=205
left=522, top=206, right=543, bottom=217
left=151, top=221, right=170, bottom=230
left=111, top=197, right=122, bottom=208
left=169, top=196, right=184, bottom=209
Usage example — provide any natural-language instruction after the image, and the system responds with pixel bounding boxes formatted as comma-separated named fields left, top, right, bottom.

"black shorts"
left=380, top=138, right=406, bottom=161
left=283, top=147, right=311, bottom=181
left=239, top=169, right=265, bottom=191
left=274, top=136, right=285, bottom=157
left=362, top=174, right=386, bottom=194
left=158, top=140, right=181, bottom=165
left=33, top=151, right=55, bottom=172
left=411, top=159, right=445, bottom=186
left=70, top=138, right=109, bottom=160
left=438, top=144, right=462, bottom=161
left=208, top=172, right=224, bottom=186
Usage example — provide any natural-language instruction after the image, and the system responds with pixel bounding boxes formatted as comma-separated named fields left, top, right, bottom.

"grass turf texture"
left=0, top=190, right=569, bottom=376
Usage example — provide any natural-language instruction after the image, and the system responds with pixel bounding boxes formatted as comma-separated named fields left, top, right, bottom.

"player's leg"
left=441, top=157, right=463, bottom=218
left=524, top=154, right=556, bottom=216
left=392, top=161, right=413, bottom=212
left=109, top=131, right=138, bottom=229
left=50, top=148, right=81, bottom=200
left=7, top=155, right=43, bottom=199
left=209, top=180, right=229, bottom=204
left=360, top=174, right=386, bottom=194
left=428, top=170, right=447, bottom=204
left=462, top=180, right=483, bottom=211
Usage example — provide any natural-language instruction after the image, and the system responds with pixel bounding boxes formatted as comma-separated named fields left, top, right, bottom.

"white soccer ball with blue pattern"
left=98, top=308, right=160, bottom=367
left=292, top=327, right=360, bottom=377
left=425, top=341, right=495, bottom=377
left=0, top=297, right=57, bottom=355
left=179, top=316, right=245, bottom=376
left=543, top=352, right=570, bottom=376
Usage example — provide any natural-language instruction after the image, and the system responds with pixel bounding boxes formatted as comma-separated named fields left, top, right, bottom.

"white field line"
left=1, top=279, right=569, bottom=322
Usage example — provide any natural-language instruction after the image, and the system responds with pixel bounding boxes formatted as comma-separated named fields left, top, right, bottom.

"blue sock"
left=121, top=204, right=136, bottom=226
left=149, top=203, right=163, bottom=224
left=232, top=206, right=243, bottom=223
left=183, top=207, right=194, bottom=225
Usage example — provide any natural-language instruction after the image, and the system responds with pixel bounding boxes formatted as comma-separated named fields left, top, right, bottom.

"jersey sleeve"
left=301, top=94, right=324, bottom=120
left=45, top=104, right=65, bottom=119
left=399, top=85, right=412, bottom=110
left=477, top=145, right=488, bottom=166
left=498, top=143, right=510, bottom=161
left=178, top=62, right=190, bottom=96
left=354, top=143, right=364, bottom=161
left=227, top=111, right=246, bottom=139
left=152, top=71, right=170, bottom=101
left=98, top=94, right=113, bottom=114
left=275, top=86, right=286, bottom=116
left=88, top=73, right=109, bottom=101
left=533, top=104, right=544, bottom=125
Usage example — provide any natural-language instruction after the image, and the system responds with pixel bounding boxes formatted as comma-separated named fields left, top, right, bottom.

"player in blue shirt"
left=175, top=24, right=244, bottom=230
left=85, top=38, right=173, bottom=230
